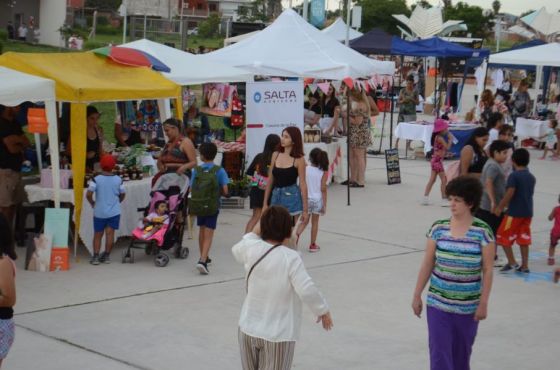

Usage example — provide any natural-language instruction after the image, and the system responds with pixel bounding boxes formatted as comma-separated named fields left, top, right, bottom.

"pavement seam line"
left=16, top=250, right=421, bottom=316
left=15, top=324, right=151, bottom=370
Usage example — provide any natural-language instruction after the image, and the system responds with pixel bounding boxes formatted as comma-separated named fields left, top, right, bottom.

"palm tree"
left=492, top=0, right=501, bottom=15
left=442, top=0, right=452, bottom=9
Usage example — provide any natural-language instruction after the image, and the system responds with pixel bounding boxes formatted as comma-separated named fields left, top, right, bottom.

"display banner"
left=246, top=81, right=304, bottom=166
left=309, top=0, right=326, bottom=28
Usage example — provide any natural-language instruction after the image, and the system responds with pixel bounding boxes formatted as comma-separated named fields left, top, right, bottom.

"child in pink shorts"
left=548, top=194, right=560, bottom=265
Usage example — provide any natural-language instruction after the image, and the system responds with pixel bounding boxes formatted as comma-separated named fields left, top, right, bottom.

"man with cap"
left=86, top=154, right=126, bottom=265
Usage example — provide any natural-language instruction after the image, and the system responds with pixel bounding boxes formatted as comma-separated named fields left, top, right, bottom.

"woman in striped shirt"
left=412, top=176, right=495, bottom=370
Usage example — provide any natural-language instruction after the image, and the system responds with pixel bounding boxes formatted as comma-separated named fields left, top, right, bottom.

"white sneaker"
left=421, top=196, right=430, bottom=205
left=440, top=199, right=450, bottom=207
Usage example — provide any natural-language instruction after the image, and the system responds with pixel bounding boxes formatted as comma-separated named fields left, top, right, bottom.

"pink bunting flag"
left=343, top=77, right=354, bottom=89
left=317, top=82, right=331, bottom=95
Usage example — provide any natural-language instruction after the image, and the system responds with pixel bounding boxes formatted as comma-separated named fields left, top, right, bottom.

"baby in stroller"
left=123, top=173, right=190, bottom=267
left=132, top=200, right=170, bottom=244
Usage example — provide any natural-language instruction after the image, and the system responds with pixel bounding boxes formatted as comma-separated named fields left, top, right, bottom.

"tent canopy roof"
left=404, top=37, right=490, bottom=58
left=0, top=66, right=56, bottom=106
left=349, top=28, right=393, bottom=55
left=199, top=9, right=395, bottom=79
left=122, top=39, right=253, bottom=85
left=489, top=42, right=560, bottom=67
left=0, top=52, right=181, bottom=103
left=322, top=18, right=363, bottom=42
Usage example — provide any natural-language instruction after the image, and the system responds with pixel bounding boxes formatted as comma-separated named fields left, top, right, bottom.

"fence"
left=129, top=16, right=188, bottom=50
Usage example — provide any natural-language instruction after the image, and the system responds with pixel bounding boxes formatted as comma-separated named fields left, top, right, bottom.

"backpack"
left=189, top=165, right=220, bottom=216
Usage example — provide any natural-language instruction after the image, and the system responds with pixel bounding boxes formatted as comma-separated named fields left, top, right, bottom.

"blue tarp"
left=402, top=37, right=491, bottom=58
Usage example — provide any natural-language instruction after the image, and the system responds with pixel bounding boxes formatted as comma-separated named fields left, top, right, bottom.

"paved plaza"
left=7, top=143, right=560, bottom=370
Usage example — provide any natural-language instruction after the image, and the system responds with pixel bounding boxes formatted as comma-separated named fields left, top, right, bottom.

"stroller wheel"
left=176, top=247, right=189, bottom=259
left=154, top=253, right=169, bottom=267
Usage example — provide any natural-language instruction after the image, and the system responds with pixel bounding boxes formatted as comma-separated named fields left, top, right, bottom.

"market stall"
left=0, top=67, right=61, bottom=207
left=0, top=52, right=182, bottom=256
left=198, top=9, right=395, bottom=203
left=394, top=121, right=478, bottom=157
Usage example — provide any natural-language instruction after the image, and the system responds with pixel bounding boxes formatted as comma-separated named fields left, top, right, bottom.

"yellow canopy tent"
left=0, top=52, right=182, bottom=255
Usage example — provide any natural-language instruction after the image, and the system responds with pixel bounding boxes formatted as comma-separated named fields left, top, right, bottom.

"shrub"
left=84, top=40, right=107, bottom=50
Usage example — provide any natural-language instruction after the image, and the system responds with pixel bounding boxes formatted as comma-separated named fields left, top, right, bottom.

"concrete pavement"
left=7, top=146, right=560, bottom=370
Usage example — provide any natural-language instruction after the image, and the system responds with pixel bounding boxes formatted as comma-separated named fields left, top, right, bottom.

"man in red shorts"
left=494, top=148, right=536, bottom=273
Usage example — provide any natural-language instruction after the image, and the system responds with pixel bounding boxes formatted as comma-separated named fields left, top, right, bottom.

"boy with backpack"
left=189, top=143, right=229, bottom=275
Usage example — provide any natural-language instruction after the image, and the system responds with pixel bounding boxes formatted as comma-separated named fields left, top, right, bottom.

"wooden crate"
left=221, top=197, right=246, bottom=209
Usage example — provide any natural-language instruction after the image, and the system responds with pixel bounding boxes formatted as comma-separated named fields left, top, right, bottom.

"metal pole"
left=123, top=10, right=127, bottom=43
left=496, top=15, right=501, bottom=52
left=303, top=0, right=309, bottom=21
left=389, top=77, right=395, bottom=148
left=435, top=58, right=439, bottom=118
left=345, top=0, right=351, bottom=46
left=143, top=13, right=147, bottom=39
left=346, top=86, right=351, bottom=206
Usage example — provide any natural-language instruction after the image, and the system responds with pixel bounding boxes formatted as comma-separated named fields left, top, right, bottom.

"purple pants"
left=427, top=306, right=479, bottom=370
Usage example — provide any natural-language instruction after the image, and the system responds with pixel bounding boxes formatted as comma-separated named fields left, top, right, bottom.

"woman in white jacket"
left=232, top=206, right=333, bottom=370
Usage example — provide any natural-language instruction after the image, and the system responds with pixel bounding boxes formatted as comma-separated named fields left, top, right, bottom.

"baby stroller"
left=123, top=173, right=190, bottom=267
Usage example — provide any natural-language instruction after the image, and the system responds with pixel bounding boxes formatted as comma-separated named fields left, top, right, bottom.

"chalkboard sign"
left=385, top=148, right=401, bottom=185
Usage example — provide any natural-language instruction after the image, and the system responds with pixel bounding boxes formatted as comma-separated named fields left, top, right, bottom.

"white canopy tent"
left=121, top=39, right=254, bottom=85
left=489, top=42, right=560, bottom=68
left=199, top=9, right=395, bottom=79
left=0, top=66, right=61, bottom=207
left=489, top=42, right=560, bottom=112
left=322, top=18, right=363, bottom=42
left=224, top=31, right=260, bottom=46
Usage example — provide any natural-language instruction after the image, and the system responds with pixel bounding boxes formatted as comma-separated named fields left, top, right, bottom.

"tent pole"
left=346, top=85, right=350, bottom=206
left=389, top=78, right=394, bottom=148
left=435, top=58, right=439, bottom=118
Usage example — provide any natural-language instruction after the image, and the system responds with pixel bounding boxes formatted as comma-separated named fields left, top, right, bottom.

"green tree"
left=85, top=0, right=121, bottom=11
left=357, top=0, right=410, bottom=34
left=492, top=0, right=501, bottom=15
left=198, top=14, right=221, bottom=38
left=442, top=0, right=453, bottom=9
left=444, top=2, right=492, bottom=38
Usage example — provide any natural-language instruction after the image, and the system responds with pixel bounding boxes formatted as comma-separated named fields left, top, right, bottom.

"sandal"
left=548, top=257, right=555, bottom=266
left=554, top=269, right=560, bottom=283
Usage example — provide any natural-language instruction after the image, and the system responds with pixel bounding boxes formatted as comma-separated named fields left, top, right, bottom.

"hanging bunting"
left=308, top=83, right=318, bottom=94
left=343, top=77, right=354, bottom=89
left=331, top=80, right=342, bottom=92
left=317, top=82, right=331, bottom=95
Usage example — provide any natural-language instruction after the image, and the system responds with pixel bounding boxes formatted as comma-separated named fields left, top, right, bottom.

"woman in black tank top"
left=263, top=127, right=308, bottom=227
left=460, top=127, right=489, bottom=178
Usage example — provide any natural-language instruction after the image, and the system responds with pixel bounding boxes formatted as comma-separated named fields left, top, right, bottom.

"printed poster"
left=245, top=81, right=304, bottom=166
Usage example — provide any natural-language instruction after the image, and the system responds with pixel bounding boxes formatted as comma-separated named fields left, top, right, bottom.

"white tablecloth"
left=394, top=122, right=433, bottom=153
left=26, top=177, right=154, bottom=255
left=394, top=122, right=479, bottom=153
left=304, top=138, right=347, bottom=184
left=515, top=118, right=549, bottom=139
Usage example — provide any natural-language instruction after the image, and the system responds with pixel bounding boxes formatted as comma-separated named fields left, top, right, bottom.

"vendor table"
left=515, top=118, right=549, bottom=139
left=304, top=138, right=347, bottom=184
left=26, top=177, right=154, bottom=255
left=394, top=122, right=477, bottom=157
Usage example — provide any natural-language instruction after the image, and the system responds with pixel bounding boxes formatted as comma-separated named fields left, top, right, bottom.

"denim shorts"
left=0, top=319, right=15, bottom=359
left=93, top=215, right=121, bottom=233
left=271, top=184, right=303, bottom=215
left=308, top=198, right=323, bottom=214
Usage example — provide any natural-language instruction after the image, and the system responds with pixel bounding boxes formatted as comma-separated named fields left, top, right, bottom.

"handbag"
left=246, top=244, right=281, bottom=293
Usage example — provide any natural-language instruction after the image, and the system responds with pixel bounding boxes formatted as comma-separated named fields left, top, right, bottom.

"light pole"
left=345, top=0, right=351, bottom=46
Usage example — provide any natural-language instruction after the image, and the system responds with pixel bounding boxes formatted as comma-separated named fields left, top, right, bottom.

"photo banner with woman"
left=246, top=81, right=304, bottom=166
